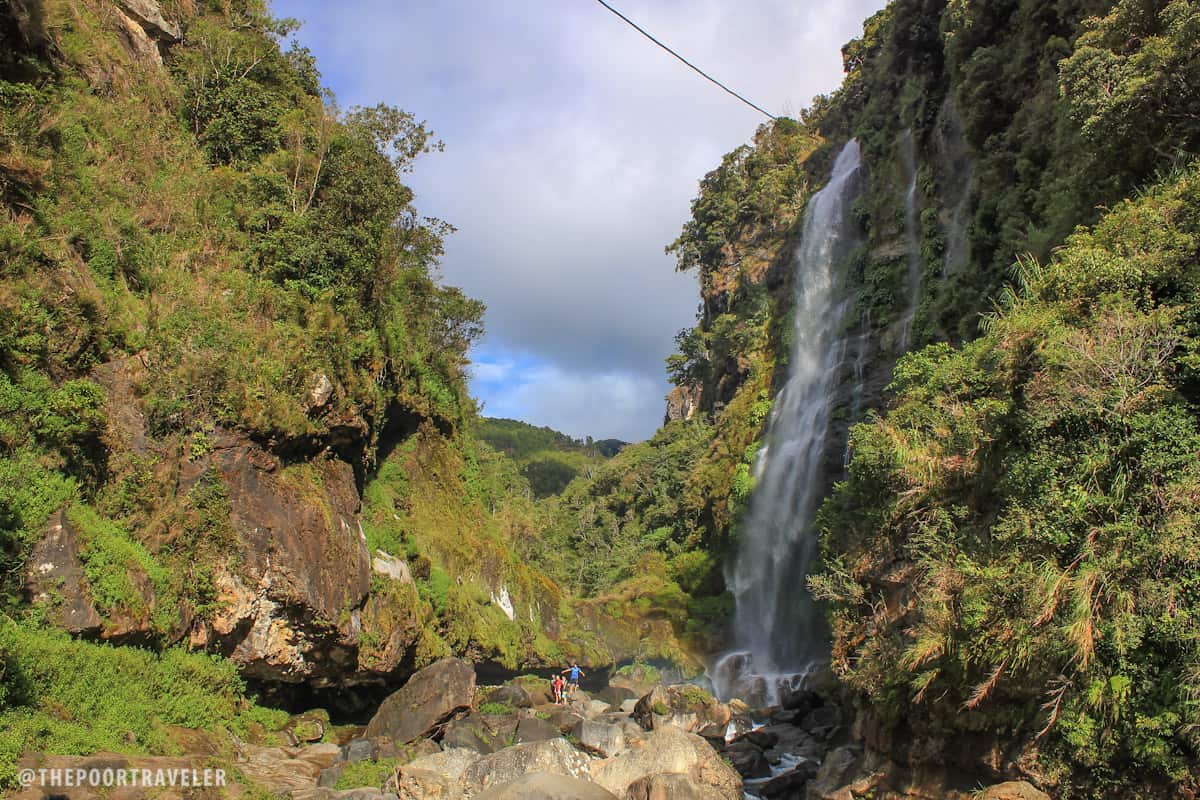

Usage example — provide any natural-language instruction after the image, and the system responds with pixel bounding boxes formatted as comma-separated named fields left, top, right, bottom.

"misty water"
left=712, top=139, right=864, bottom=705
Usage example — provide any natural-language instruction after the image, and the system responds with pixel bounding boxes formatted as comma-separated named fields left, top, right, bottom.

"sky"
left=275, top=0, right=888, bottom=441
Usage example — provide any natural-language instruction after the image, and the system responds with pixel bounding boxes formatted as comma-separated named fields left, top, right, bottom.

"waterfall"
left=897, top=129, right=923, bottom=352
left=712, top=140, right=864, bottom=704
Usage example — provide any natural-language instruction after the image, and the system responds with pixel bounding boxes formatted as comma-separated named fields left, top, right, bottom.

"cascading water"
left=712, top=140, right=864, bottom=705
left=897, top=129, right=923, bottom=352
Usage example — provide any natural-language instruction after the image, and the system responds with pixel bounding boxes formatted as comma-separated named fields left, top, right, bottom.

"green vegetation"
left=478, top=701, right=514, bottom=716
left=474, top=417, right=624, bottom=498
left=332, top=758, right=403, bottom=791
left=0, top=621, right=286, bottom=787
left=814, top=163, right=1200, bottom=798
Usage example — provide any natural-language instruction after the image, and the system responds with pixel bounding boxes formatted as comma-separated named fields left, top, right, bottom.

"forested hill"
left=3, top=0, right=1200, bottom=798
left=473, top=417, right=625, bottom=497
left=0, top=0, right=696, bottom=786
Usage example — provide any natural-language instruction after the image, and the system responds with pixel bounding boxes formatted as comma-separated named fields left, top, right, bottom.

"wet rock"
left=737, top=729, right=779, bottom=749
left=800, top=706, right=842, bottom=731
left=779, top=687, right=821, bottom=713
left=515, top=716, right=562, bottom=744
left=364, top=657, right=476, bottom=743
left=760, top=761, right=819, bottom=799
left=588, top=725, right=741, bottom=800
left=442, top=713, right=518, bottom=754
left=476, top=772, right=619, bottom=800
left=724, top=740, right=770, bottom=779
left=976, top=782, right=1051, bottom=800
left=805, top=743, right=863, bottom=799
left=462, top=739, right=591, bottom=793
left=608, top=664, right=662, bottom=696
left=572, top=719, right=626, bottom=758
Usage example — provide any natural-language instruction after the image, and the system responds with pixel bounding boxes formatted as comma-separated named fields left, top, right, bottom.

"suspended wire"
left=592, top=0, right=778, bottom=120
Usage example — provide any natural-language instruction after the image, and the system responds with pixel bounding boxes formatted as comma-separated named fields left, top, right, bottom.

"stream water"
left=712, top=139, right=865, bottom=705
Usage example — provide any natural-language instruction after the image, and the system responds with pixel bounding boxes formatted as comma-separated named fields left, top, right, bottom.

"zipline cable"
left=592, top=0, right=778, bottom=120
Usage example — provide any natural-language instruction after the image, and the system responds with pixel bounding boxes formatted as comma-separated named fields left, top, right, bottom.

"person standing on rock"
left=561, top=662, right=585, bottom=700
left=552, top=673, right=565, bottom=705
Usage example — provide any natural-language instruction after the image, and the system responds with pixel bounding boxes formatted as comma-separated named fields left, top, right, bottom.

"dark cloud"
left=277, top=0, right=887, bottom=440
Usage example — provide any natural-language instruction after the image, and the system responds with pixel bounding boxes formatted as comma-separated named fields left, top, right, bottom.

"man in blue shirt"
left=560, top=662, right=585, bottom=699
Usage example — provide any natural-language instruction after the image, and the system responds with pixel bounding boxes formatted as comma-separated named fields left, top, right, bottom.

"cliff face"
left=0, top=0, right=688, bottom=697
left=655, top=0, right=1200, bottom=796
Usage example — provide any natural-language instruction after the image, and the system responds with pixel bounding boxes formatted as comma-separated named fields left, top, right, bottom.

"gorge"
left=3, top=0, right=1200, bottom=799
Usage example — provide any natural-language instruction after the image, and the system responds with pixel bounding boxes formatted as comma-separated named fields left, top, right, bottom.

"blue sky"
left=273, top=0, right=887, bottom=441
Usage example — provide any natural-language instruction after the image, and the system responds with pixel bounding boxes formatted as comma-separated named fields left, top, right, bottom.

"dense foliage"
left=813, top=159, right=1200, bottom=799
left=473, top=417, right=623, bottom=498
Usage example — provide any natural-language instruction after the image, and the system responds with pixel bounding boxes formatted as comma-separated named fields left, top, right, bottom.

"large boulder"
left=488, top=683, right=534, bottom=709
left=515, top=716, right=563, bottom=744
left=442, top=713, right=519, bottom=754
left=625, top=772, right=729, bottom=800
left=462, top=739, right=591, bottom=793
left=632, top=685, right=731, bottom=736
left=976, top=783, right=1051, bottom=800
left=723, top=739, right=769, bottom=779
left=573, top=720, right=626, bottom=758
left=588, top=726, right=741, bottom=800
left=364, top=657, right=476, bottom=742
left=477, top=772, right=619, bottom=800
left=595, top=686, right=637, bottom=709
left=403, top=747, right=481, bottom=780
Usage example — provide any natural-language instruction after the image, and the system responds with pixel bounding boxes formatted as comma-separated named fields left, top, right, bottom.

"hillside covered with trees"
left=3, top=0, right=1200, bottom=797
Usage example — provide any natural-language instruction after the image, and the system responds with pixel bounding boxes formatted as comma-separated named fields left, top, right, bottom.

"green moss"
left=332, top=758, right=403, bottom=790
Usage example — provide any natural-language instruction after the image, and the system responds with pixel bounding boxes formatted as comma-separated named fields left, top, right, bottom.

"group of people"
left=551, top=662, right=585, bottom=705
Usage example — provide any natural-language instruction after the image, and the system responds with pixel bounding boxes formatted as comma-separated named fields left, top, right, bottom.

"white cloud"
left=277, top=0, right=889, bottom=440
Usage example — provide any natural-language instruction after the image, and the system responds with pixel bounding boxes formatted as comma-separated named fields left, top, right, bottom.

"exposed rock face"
left=183, top=428, right=372, bottom=682
left=664, top=384, right=701, bottom=423
left=371, top=550, right=413, bottom=584
left=477, top=772, right=619, bottom=800
left=363, top=657, right=476, bottom=742
left=588, top=726, right=741, bottom=800
left=114, top=0, right=180, bottom=42
left=21, top=510, right=103, bottom=636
